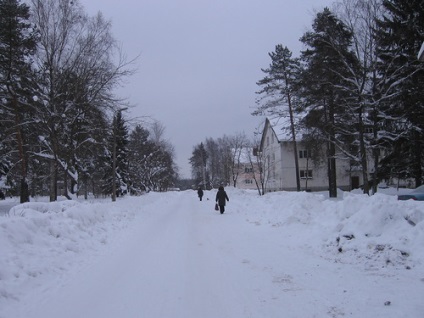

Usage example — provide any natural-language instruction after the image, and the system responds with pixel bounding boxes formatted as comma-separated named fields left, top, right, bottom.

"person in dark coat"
left=215, top=186, right=229, bottom=214
left=197, top=187, right=204, bottom=201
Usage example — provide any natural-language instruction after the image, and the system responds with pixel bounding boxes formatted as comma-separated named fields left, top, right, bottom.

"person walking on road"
left=215, top=186, right=229, bottom=214
left=197, top=187, right=204, bottom=201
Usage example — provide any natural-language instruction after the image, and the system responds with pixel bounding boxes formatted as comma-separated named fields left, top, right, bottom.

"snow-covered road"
left=1, top=189, right=423, bottom=317
left=23, top=193, right=275, bottom=318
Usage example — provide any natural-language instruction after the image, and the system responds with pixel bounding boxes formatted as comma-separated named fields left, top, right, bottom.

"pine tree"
left=375, top=0, right=424, bottom=186
left=190, top=143, right=208, bottom=188
left=111, top=110, right=129, bottom=198
left=204, top=138, right=221, bottom=187
left=127, top=124, right=154, bottom=192
left=299, top=8, right=358, bottom=197
left=0, top=0, right=38, bottom=202
left=74, top=105, right=109, bottom=199
left=255, top=44, right=302, bottom=191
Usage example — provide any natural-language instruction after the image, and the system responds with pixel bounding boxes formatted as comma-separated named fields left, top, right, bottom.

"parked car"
left=397, top=185, right=424, bottom=201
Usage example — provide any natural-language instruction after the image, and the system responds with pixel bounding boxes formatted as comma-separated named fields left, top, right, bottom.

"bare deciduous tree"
left=229, top=133, right=247, bottom=187
left=30, top=0, right=136, bottom=201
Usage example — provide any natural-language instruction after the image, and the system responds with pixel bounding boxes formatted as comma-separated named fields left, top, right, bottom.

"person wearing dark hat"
left=197, top=187, right=204, bottom=201
left=215, top=186, right=229, bottom=214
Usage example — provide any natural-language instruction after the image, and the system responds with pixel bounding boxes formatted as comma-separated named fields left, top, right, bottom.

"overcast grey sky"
left=80, top=0, right=334, bottom=178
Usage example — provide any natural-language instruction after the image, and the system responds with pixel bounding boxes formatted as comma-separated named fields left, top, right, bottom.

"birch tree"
left=30, top=0, right=134, bottom=201
left=229, top=132, right=247, bottom=187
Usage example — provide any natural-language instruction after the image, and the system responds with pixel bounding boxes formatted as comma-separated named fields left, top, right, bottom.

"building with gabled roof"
left=259, top=117, right=371, bottom=193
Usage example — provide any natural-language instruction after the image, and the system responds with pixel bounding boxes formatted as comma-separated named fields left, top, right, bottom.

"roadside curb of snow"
left=0, top=199, right=137, bottom=305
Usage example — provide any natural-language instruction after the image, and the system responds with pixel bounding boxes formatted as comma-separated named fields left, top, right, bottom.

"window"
left=300, top=170, right=313, bottom=179
left=244, top=167, right=253, bottom=173
left=299, top=150, right=311, bottom=159
left=245, top=179, right=253, bottom=184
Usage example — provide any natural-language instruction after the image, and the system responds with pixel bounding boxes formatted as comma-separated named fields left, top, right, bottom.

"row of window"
left=267, top=128, right=374, bottom=147
left=299, top=150, right=311, bottom=159
left=242, top=169, right=313, bottom=183
left=300, top=170, right=313, bottom=179
left=267, top=149, right=312, bottom=160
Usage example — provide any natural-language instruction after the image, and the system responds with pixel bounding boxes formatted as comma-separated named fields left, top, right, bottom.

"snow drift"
left=0, top=189, right=423, bottom=317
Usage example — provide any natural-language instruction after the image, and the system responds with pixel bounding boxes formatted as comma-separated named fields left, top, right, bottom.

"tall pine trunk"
left=13, top=96, right=29, bottom=203
left=358, top=105, right=369, bottom=195
left=413, top=131, right=423, bottom=187
left=49, top=159, right=58, bottom=201
left=326, top=98, right=338, bottom=198
left=287, top=91, right=301, bottom=192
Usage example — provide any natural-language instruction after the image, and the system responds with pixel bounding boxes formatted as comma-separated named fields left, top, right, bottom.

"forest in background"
left=1, top=0, right=423, bottom=201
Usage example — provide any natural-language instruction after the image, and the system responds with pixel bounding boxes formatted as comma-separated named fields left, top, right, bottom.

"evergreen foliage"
left=127, top=124, right=176, bottom=193
left=299, top=8, right=359, bottom=197
left=252, top=2, right=423, bottom=195
left=0, top=0, right=176, bottom=199
left=190, top=142, right=208, bottom=188
left=255, top=44, right=302, bottom=191
left=0, top=0, right=38, bottom=202
left=1, top=0, right=423, bottom=198
left=375, top=0, right=424, bottom=187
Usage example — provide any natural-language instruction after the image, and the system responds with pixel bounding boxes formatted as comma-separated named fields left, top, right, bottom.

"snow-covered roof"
left=266, top=115, right=309, bottom=142
left=259, top=115, right=311, bottom=151
left=268, top=116, right=294, bottom=142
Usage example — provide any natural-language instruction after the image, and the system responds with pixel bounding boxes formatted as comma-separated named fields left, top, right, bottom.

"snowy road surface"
left=1, top=189, right=423, bottom=317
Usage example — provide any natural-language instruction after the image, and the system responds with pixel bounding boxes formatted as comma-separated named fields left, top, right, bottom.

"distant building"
left=232, top=148, right=261, bottom=190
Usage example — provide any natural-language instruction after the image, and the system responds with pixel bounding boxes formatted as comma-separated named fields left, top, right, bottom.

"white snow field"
left=0, top=188, right=423, bottom=318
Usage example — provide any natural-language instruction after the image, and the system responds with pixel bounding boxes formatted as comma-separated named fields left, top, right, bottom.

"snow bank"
left=1, top=188, right=423, bottom=313
left=226, top=188, right=424, bottom=270
left=0, top=198, right=138, bottom=303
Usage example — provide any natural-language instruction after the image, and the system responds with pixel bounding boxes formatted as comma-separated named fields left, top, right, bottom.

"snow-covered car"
left=397, top=185, right=424, bottom=201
